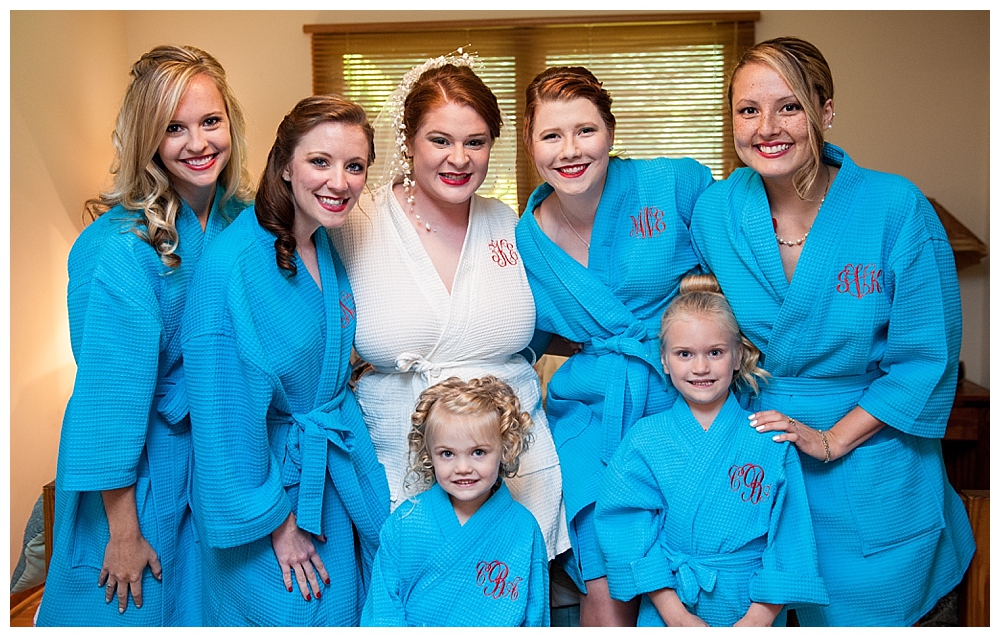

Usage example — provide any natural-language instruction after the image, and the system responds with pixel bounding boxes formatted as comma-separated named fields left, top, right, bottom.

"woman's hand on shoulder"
left=270, top=512, right=329, bottom=601
left=748, top=410, right=829, bottom=461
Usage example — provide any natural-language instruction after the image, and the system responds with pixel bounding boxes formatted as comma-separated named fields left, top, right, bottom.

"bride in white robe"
left=330, top=55, right=569, bottom=560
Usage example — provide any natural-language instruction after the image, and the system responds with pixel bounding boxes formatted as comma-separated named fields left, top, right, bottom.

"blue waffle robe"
left=181, top=209, right=389, bottom=626
left=689, top=143, right=975, bottom=626
left=361, top=483, right=549, bottom=627
left=596, top=394, right=828, bottom=626
left=37, top=190, right=245, bottom=627
left=516, top=156, right=712, bottom=589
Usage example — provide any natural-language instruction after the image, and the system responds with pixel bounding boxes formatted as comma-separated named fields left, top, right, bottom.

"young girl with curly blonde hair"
left=362, top=376, right=550, bottom=627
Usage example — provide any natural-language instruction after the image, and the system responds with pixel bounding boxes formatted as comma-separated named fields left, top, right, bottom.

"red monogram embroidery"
left=339, top=291, right=356, bottom=328
left=476, top=560, right=522, bottom=601
left=630, top=206, right=667, bottom=239
left=835, top=263, right=884, bottom=298
left=728, top=463, right=772, bottom=505
left=489, top=239, right=519, bottom=267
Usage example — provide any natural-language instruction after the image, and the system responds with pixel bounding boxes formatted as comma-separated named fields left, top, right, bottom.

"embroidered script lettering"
left=489, top=239, right=519, bottom=267
left=339, top=292, right=356, bottom=328
left=476, top=560, right=522, bottom=601
left=835, top=264, right=884, bottom=299
left=729, top=463, right=771, bottom=505
left=630, top=206, right=667, bottom=239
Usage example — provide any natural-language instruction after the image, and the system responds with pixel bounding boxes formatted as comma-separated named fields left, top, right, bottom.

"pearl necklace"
left=555, top=199, right=591, bottom=250
left=774, top=166, right=830, bottom=248
left=404, top=182, right=433, bottom=232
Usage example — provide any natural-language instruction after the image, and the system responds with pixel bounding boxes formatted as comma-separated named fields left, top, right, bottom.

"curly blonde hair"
left=406, top=376, right=534, bottom=492
left=85, top=44, right=253, bottom=267
left=660, top=273, right=769, bottom=395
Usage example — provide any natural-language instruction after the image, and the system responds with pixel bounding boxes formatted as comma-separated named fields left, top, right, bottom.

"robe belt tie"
left=764, top=370, right=881, bottom=396
left=284, top=397, right=353, bottom=536
left=667, top=546, right=762, bottom=607
left=154, top=370, right=190, bottom=432
left=378, top=353, right=511, bottom=383
left=583, top=323, right=663, bottom=462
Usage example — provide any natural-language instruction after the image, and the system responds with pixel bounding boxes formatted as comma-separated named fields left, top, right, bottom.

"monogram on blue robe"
left=181, top=209, right=389, bottom=626
left=596, top=393, right=827, bottom=626
left=37, top=190, right=245, bottom=627
left=516, top=156, right=713, bottom=589
left=361, top=483, right=549, bottom=627
left=689, top=143, right=975, bottom=626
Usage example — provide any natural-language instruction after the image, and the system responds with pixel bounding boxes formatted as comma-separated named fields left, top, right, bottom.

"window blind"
left=307, top=14, right=757, bottom=212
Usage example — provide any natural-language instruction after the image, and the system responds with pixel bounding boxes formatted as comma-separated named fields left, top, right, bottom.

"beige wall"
left=9, top=10, right=989, bottom=576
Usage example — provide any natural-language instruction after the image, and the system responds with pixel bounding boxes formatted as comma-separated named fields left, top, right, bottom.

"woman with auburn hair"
left=36, top=44, right=252, bottom=627
left=515, top=65, right=714, bottom=626
left=690, top=37, right=974, bottom=625
left=182, top=94, right=389, bottom=626
left=331, top=52, right=569, bottom=563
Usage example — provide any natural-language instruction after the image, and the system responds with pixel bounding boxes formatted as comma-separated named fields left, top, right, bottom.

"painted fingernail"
left=306, top=593, right=312, bottom=601
left=325, top=577, right=330, bottom=585
left=772, top=435, right=781, bottom=441
left=287, top=586, right=293, bottom=592
left=756, top=425, right=765, bottom=432
left=316, top=590, right=322, bottom=599
left=748, top=419, right=757, bottom=427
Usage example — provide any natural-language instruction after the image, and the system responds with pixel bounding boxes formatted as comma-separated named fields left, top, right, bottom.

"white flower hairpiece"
left=378, top=48, right=482, bottom=189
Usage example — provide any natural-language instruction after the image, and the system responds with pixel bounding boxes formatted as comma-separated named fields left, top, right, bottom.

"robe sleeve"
left=857, top=190, right=962, bottom=439
left=749, top=445, right=828, bottom=608
left=524, top=523, right=551, bottom=627
left=596, top=427, right=677, bottom=601
left=184, top=331, right=290, bottom=549
left=60, top=243, right=161, bottom=492
left=360, top=516, right=407, bottom=626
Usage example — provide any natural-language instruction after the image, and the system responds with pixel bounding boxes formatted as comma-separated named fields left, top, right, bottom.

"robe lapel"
left=311, top=229, right=347, bottom=406
left=407, top=484, right=514, bottom=602
left=766, top=148, right=858, bottom=373
left=521, top=211, right=644, bottom=338
left=670, top=395, right=743, bottom=524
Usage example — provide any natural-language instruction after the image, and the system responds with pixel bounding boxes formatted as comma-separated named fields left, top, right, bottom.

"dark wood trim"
left=304, top=12, right=760, bottom=34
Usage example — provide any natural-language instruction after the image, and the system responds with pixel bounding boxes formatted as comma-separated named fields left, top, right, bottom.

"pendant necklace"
left=556, top=199, right=591, bottom=250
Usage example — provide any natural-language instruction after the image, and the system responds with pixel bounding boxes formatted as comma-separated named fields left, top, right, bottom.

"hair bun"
left=678, top=273, right=722, bottom=296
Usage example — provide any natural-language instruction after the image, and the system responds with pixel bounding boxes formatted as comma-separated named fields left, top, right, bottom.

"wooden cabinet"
left=943, top=380, right=989, bottom=492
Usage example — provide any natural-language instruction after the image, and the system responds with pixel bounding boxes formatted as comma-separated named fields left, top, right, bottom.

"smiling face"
left=407, top=101, right=492, bottom=213
left=529, top=97, right=613, bottom=200
left=426, top=405, right=502, bottom=524
left=731, top=62, right=833, bottom=183
left=662, top=315, right=741, bottom=428
left=157, top=73, right=232, bottom=207
left=282, top=121, right=369, bottom=238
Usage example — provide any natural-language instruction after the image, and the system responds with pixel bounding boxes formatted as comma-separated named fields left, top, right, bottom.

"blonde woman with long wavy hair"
left=36, top=44, right=252, bottom=627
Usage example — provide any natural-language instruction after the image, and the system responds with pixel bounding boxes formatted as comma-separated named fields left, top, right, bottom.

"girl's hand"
left=749, top=410, right=831, bottom=462
left=99, top=533, right=162, bottom=613
left=649, top=587, right=710, bottom=627
left=271, top=513, right=329, bottom=601
left=733, top=602, right=782, bottom=627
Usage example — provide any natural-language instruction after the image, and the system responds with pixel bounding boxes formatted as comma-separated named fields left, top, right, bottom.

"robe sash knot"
left=281, top=395, right=354, bottom=536
left=154, top=368, right=190, bottom=432
left=583, top=322, right=663, bottom=462
left=668, top=545, right=761, bottom=607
